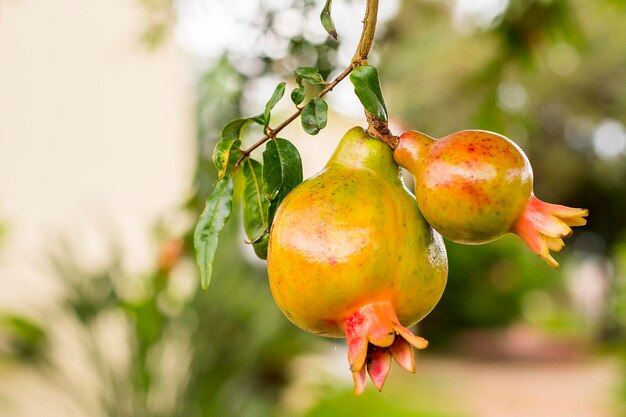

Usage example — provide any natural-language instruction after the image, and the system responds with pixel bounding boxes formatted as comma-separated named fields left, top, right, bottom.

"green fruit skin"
left=267, top=127, right=448, bottom=337
left=395, top=130, right=533, bottom=244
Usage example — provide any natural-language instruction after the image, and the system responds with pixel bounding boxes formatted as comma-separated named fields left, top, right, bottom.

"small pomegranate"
left=394, top=129, right=588, bottom=268
left=267, top=127, right=448, bottom=394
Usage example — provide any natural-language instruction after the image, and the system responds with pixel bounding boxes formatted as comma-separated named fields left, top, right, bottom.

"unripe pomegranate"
left=394, top=129, right=588, bottom=268
left=267, top=127, right=448, bottom=394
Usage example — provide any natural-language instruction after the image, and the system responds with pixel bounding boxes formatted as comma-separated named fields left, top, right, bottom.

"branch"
left=236, top=64, right=354, bottom=165
left=235, top=0, right=381, bottom=168
left=352, top=0, right=378, bottom=64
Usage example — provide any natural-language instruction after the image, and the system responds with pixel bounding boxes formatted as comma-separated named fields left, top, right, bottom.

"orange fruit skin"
left=394, top=129, right=588, bottom=268
left=267, top=127, right=448, bottom=337
left=395, top=130, right=533, bottom=244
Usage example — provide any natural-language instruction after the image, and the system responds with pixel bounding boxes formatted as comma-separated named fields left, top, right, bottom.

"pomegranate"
left=394, top=129, right=588, bottom=268
left=267, top=127, right=448, bottom=394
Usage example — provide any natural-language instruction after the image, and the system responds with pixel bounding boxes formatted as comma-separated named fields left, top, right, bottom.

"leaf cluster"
left=194, top=74, right=309, bottom=289
left=193, top=57, right=391, bottom=289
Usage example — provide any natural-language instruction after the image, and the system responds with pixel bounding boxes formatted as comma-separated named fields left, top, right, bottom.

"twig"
left=234, top=0, right=383, bottom=168
left=235, top=64, right=354, bottom=166
left=352, top=0, right=378, bottom=64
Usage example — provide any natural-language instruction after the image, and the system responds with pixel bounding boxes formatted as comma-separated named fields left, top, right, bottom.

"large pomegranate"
left=267, top=127, right=448, bottom=394
left=394, top=129, right=588, bottom=268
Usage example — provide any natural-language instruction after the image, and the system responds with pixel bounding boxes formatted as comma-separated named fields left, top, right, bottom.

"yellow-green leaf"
left=213, top=118, right=251, bottom=178
left=213, top=138, right=241, bottom=179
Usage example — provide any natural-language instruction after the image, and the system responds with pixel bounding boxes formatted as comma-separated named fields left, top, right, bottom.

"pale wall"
left=0, top=0, right=194, bottom=309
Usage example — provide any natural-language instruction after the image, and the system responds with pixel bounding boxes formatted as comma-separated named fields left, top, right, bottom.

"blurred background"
left=1, top=0, right=625, bottom=416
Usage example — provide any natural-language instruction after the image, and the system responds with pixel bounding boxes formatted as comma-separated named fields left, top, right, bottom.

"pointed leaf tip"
left=320, top=0, right=337, bottom=40
left=263, top=82, right=286, bottom=129
left=194, top=177, right=234, bottom=289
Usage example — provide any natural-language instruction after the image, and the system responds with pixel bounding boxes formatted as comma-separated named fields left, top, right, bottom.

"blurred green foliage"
left=610, top=242, right=626, bottom=338
left=0, top=314, right=47, bottom=362
left=0, top=229, right=313, bottom=417
left=305, top=388, right=467, bottom=417
left=613, top=241, right=626, bottom=415
left=421, top=236, right=567, bottom=342
left=137, top=0, right=175, bottom=48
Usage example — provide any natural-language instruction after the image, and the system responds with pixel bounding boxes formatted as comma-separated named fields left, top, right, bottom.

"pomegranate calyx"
left=344, top=301, right=428, bottom=394
left=389, top=337, right=416, bottom=373
left=367, top=347, right=392, bottom=391
left=512, top=195, right=588, bottom=268
left=352, top=367, right=367, bottom=396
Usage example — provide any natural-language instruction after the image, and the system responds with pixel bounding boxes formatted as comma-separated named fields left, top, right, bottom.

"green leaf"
left=291, top=86, right=305, bottom=106
left=349, top=65, right=388, bottom=122
left=301, top=98, right=328, bottom=135
left=295, top=67, right=325, bottom=85
left=262, top=138, right=303, bottom=225
left=242, top=158, right=269, bottom=259
left=221, top=118, right=250, bottom=140
left=193, top=177, right=234, bottom=290
left=250, top=113, right=266, bottom=125
left=213, top=118, right=250, bottom=178
left=263, top=82, right=286, bottom=127
left=320, top=0, right=337, bottom=40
